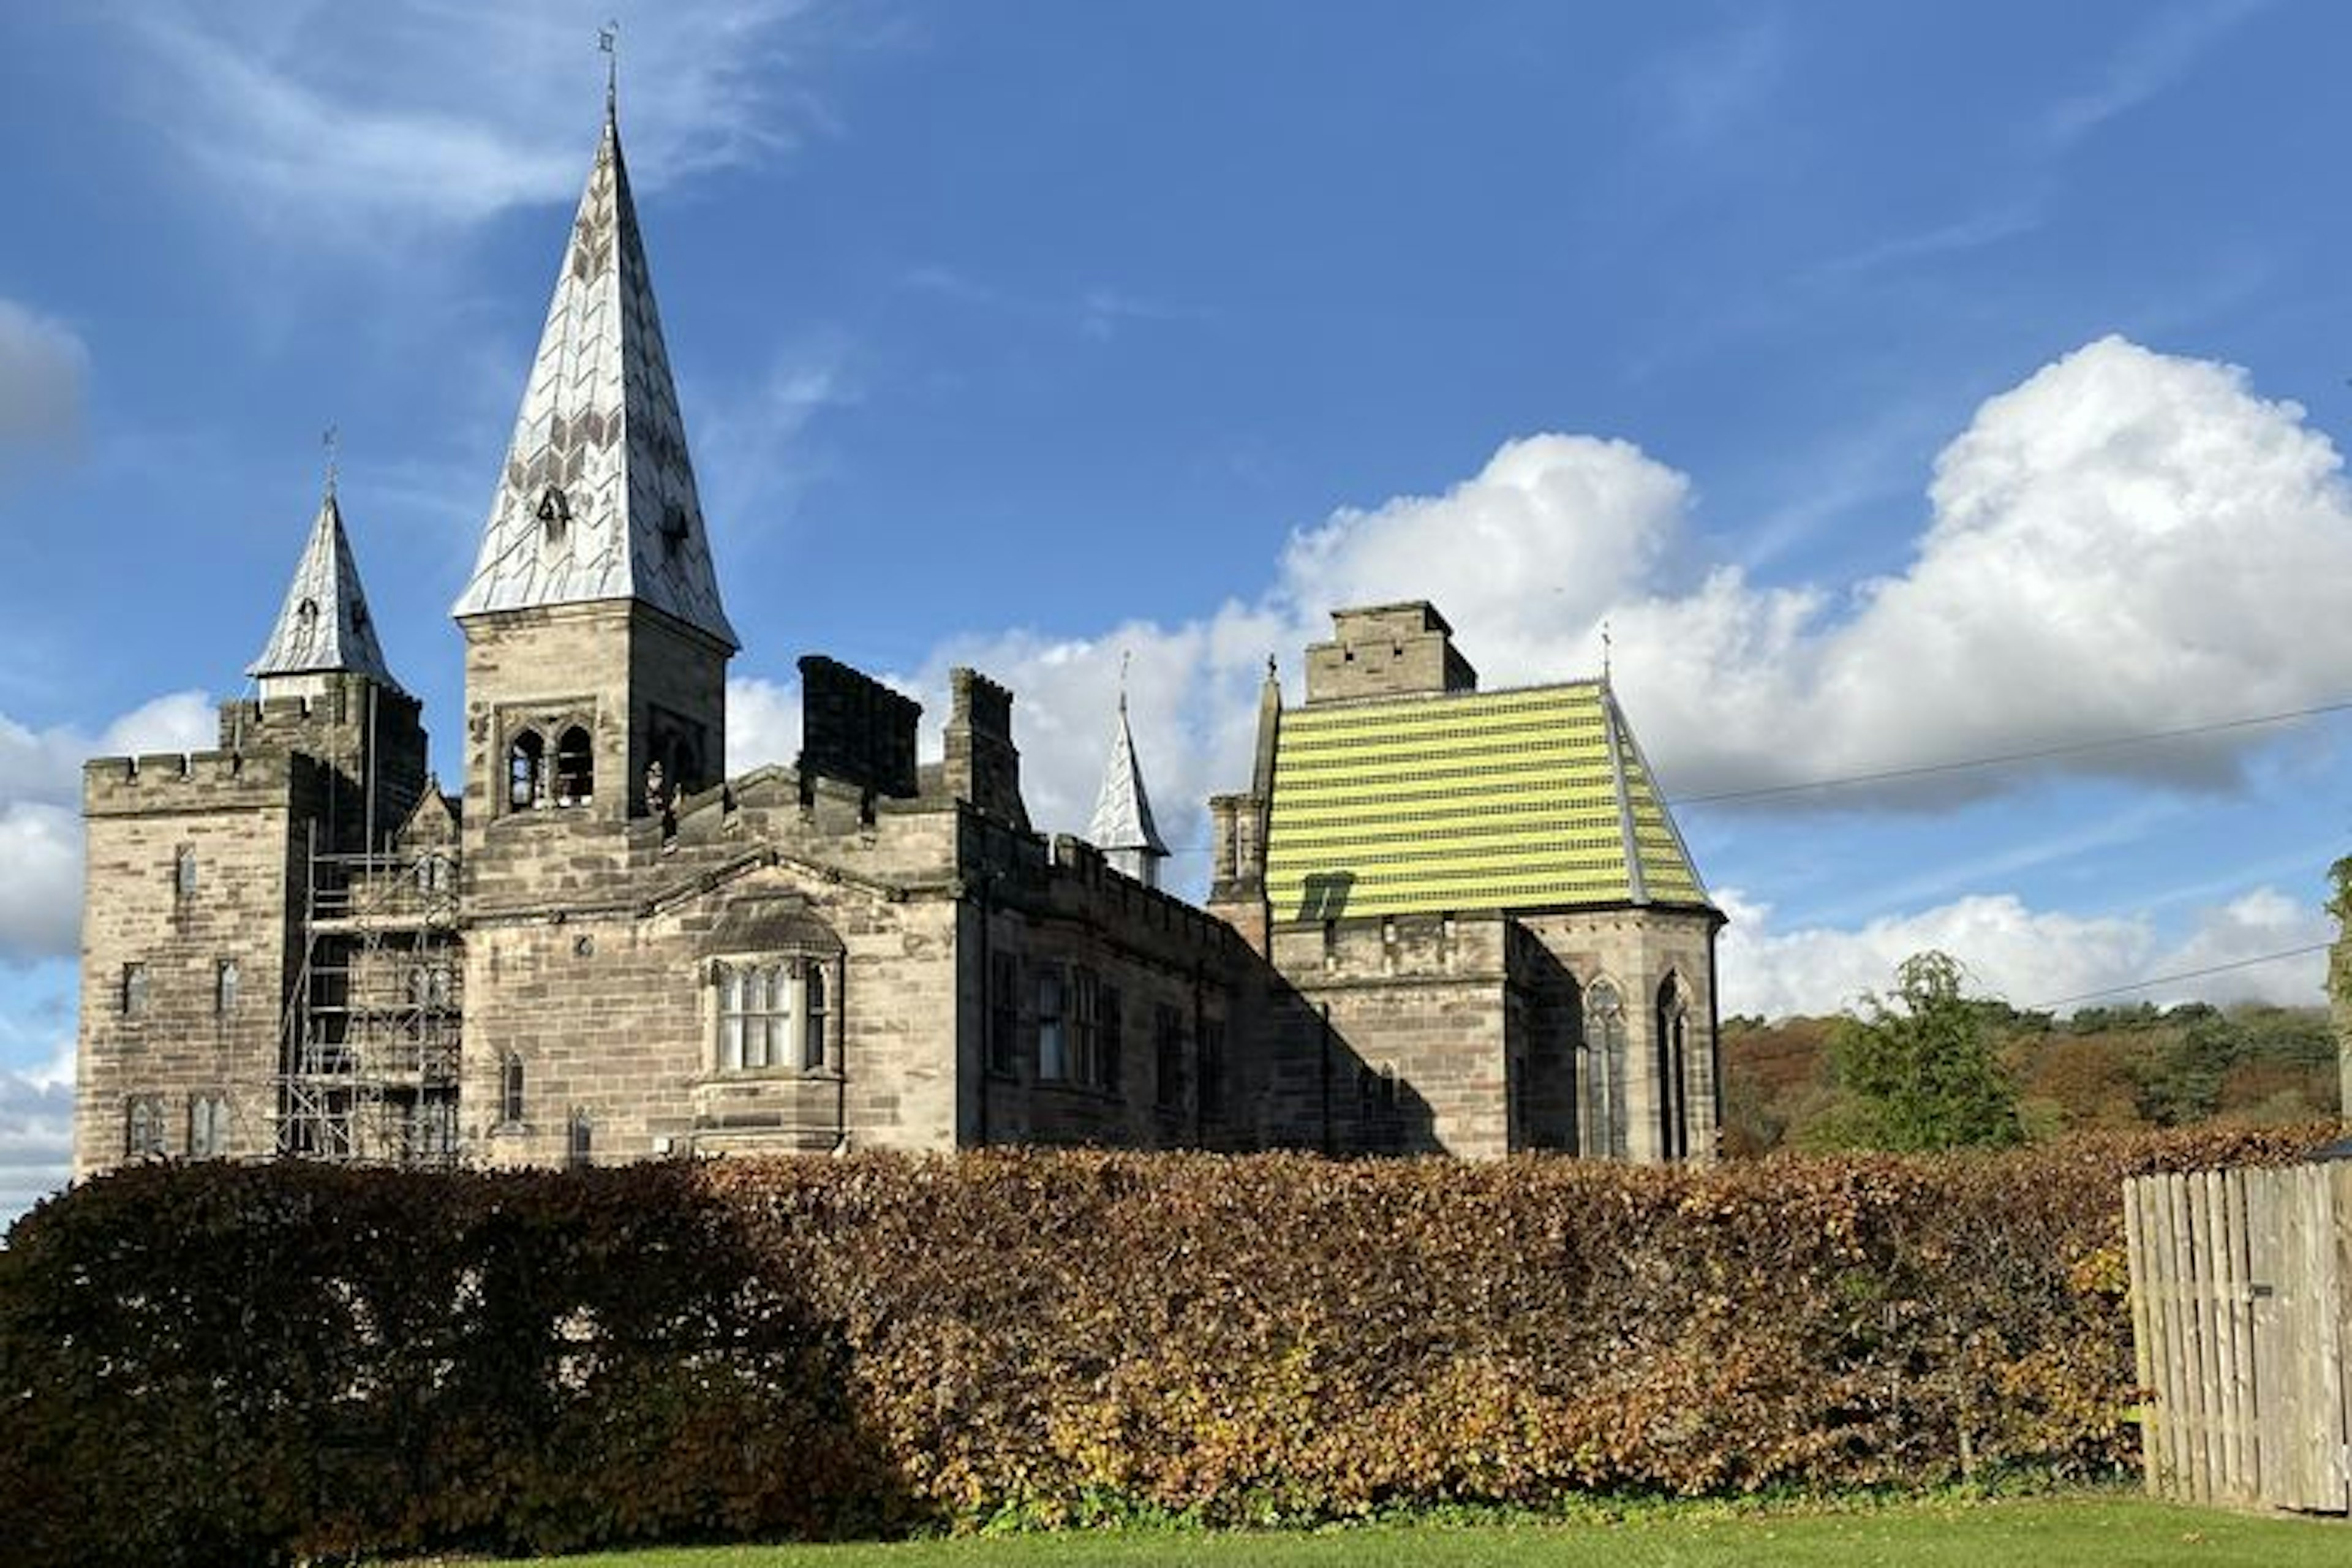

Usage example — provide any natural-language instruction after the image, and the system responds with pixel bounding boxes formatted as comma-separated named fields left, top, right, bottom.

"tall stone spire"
left=1087, top=670, right=1170, bottom=888
left=451, top=102, right=738, bottom=649
left=247, top=486, right=401, bottom=693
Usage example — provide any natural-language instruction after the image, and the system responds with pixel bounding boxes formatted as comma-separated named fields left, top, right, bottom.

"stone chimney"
left=944, top=668, right=1028, bottom=830
left=1303, top=601, right=1478, bottom=704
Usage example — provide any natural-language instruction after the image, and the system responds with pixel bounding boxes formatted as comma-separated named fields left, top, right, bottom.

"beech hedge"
left=1, top=1126, right=2334, bottom=1566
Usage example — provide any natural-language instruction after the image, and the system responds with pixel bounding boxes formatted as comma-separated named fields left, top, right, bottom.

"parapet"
left=83, top=749, right=292, bottom=815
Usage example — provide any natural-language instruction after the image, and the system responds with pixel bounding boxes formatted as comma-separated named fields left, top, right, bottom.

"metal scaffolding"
left=276, top=825, right=463, bottom=1165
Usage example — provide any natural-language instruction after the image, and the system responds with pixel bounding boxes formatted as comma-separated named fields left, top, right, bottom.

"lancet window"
left=553, top=725, right=594, bottom=807
left=1657, top=976, right=1691, bottom=1162
left=507, top=730, right=545, bottom=810
left=1581, top=978, right=1628, bottom=1160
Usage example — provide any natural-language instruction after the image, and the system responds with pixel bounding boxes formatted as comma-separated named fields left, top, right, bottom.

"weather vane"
left=1600, top=619, right=1613, bottom=682
left=322, top=424, right=339, bottom=500
left=1118, top=648, right=1132, bottom=710
left=599, top=21, right=620, bottom=117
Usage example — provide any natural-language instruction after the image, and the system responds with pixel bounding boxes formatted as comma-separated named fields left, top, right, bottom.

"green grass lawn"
left=420, top=1495, right=2344, bottom=1568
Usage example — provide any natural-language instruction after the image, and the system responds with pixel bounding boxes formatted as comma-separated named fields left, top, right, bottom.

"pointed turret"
left=1087, top=678, right=1169, bottom=889
left=454, top=98, right=733, bottom=838
left=247, top=488, right=401, bottom=695
left=451, top=103, right=737, bottom=648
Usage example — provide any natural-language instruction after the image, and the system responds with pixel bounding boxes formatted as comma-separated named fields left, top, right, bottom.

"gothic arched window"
left=554, top=725, right=594, bottom=807
left=1583, top=978, right=1627, bottom=1161
left=507, top=730, right=545, bottom=812
left=1657, top=975, right=1691, bottom=1162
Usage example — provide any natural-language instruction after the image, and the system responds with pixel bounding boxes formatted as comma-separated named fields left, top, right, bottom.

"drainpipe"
left=1318, top=1001, right=1333, bottom=1156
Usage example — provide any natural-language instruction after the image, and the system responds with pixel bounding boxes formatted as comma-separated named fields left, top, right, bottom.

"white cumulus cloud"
left=899, top=337, right=2352, bottom=875
left=0, top=692, right=214, bottom=966
left=0, top=1067, right=74, bottom=1235
left=1717, top=883, right=2331, bottom=1020
left=725, top=674, right=804, bottom=776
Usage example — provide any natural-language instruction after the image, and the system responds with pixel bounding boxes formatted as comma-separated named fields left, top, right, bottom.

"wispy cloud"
left=1806, top=202, right=2044, bottom=285
left=902, top=266, right=1212, bottom=342
left=113, top=1, right=852, bottom=236
left=2040, top=0, right=2277, bottom=148
left=1078, top=288, right=1212, bottom=342
left=1632, top=16, right=1789, bottom=147
left=692, top=340, right=858, bottom=537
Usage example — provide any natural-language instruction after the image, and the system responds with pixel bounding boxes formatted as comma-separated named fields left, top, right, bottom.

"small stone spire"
left=1250, top=655, right=1282, bottom=801
left=247, top=484, right=401, bottom=694
left=1087, top=657, right=1170, bottom=888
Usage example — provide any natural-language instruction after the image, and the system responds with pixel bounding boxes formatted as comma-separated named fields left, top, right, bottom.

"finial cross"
left=322, top=424, right=340, bottom=499
left=599, top=21, right=620, bottom=117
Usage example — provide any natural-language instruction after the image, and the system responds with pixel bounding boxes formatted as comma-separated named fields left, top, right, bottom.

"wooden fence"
left=2123, top=1161, right=2351, bottom=1512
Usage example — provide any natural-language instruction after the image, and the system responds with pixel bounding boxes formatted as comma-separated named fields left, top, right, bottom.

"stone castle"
left=74, top=105, right=1724, bottom=1177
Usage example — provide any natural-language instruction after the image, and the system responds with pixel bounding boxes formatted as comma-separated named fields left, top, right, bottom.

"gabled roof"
left=1087, top=695, right=1169, bottom=859
left=450, top=108, right=738, bottom=649
left=1262, top=680, right=1711, bottom=922
left=246, top=490, right=401, bottom=690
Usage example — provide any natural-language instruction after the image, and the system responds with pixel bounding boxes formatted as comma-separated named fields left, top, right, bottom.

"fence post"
left=2125, top=1176, right=2160, bottom=1496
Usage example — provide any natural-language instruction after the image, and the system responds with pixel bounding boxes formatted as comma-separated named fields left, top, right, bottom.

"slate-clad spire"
left=1088, top=681, right=1170, bottom=888
left=247, top=488, right=401, bottom=692
left=451, top=104, right=738, bottom=649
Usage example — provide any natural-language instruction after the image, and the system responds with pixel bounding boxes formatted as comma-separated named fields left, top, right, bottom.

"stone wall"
left=968, top=829, right=1251, bottom=1151
left=1510, top=906, right=1722, bottom=1163
left=76, top=751, right=304, bottom=1174
left=1256, top=914, right=1508, bottom=1155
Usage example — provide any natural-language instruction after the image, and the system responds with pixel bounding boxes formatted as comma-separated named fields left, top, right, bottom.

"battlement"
left=1047, top=832, right=1235, bottom=956
left=84, top=749, right=293, bottom=815
left=217, top=677, right=424, bottom=750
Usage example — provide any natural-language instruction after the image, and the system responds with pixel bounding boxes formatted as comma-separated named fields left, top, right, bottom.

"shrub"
left=0, top=1125, right=2332, bottom=1566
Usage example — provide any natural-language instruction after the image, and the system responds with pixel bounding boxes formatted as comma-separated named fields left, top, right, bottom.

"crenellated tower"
left=78, top=483, right=424, bottom=1173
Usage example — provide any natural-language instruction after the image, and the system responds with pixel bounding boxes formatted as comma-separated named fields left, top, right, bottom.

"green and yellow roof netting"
left=1262, top=682, right=1711, bottom=923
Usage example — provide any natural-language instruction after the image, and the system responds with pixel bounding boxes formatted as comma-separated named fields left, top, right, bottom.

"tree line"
left=1721, top=949, right=2343, bottom=1156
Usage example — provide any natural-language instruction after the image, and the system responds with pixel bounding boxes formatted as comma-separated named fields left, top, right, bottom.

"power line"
left=1667, top=697, right=2352, bottom=808
left=2022, top=943, right=2333, bottom=1012
left=1160, top=695, right=2352, bottom=834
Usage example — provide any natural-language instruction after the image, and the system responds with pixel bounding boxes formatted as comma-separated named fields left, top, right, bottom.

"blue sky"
left=4, top=1, right=2351, bottom=1218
